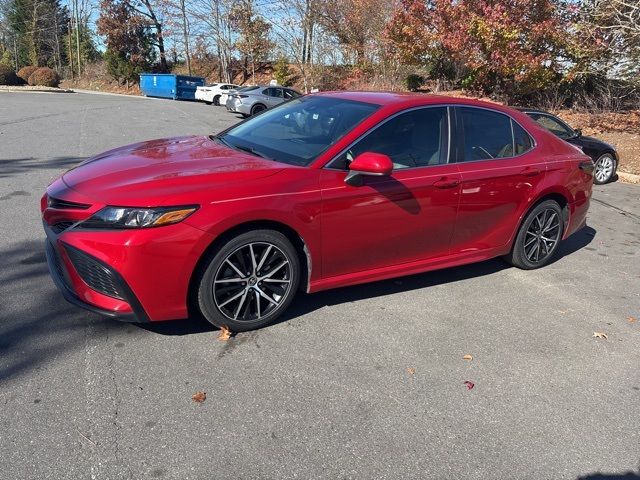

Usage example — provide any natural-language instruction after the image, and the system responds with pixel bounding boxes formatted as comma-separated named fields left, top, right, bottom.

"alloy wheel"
left=523, top=208, right=561, bottom=264
left=213, top=242, right=292, bottom=322
left=594, top=155, right=614, bottom=183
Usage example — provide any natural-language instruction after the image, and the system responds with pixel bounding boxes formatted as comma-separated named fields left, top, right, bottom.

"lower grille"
left=51, top=221, right=74, bottom=234
left=47, top=241, right=68, bottom=287
left=64, top=245, right=126, bottom=300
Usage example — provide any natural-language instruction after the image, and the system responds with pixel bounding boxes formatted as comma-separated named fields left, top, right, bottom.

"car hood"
left=62, top=136, right=285, bottom=205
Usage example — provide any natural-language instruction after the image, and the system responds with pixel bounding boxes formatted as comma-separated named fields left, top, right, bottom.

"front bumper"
left=42, top=183, right=216, bottom=322
left=45, top=235, right=147, bottom=322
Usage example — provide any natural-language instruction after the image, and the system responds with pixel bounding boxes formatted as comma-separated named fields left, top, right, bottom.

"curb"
left=0, top=87, right=74, bottom=93
left=617, top=171, right=640, bottom=184
left=71, top=88, right=145, bottom=99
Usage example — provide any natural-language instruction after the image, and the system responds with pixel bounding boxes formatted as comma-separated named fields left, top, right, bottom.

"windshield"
left=218, top=96, right=380, bottom=166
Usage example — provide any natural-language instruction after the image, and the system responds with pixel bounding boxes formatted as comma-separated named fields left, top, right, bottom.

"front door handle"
left=520, top=168, right=541, bottom=177
left=434, top=178, right=460, bottom=189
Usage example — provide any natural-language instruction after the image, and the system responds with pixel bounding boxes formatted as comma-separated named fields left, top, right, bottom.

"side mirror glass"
left=345, top=152, right=393, bottom=186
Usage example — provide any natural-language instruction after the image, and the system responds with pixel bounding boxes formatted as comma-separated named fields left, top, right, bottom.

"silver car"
left=226, top=85, right=302, bottom=117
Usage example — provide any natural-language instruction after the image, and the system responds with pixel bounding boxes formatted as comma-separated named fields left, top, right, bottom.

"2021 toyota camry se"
left=41, top=92, right=594, bottom=331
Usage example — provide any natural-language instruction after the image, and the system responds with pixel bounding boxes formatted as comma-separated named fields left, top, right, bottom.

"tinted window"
left=528, top=113, right=574, bottom=139
left=220, top=96, right=379, bottom=166
left=283, top=89, right=300, bottom=99
left=332, top=107, right=449, bottom=170
left=513, top=122, right=534, bottom=154
left=459, top=108, right=532, bottom=160
left=263, top=87, right=283, bottom=98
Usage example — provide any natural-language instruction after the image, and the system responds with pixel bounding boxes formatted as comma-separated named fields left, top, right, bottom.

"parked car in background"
left=195, top=83, right=240, bottom=105
left=519, top=108, right=618, bottom=184
left=42, top=92, right=593, bottom=332
left=226, top=85, right=302, bottom=117
left=221, top=85, right=256, bottom=111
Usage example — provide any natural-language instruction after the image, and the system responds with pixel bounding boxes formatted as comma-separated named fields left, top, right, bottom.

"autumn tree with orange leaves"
left=386, top=0, right=570, bottom=97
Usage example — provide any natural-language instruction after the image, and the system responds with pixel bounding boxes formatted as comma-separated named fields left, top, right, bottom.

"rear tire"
left=251, top=104, right=267, bottom=116
left=196, top=230, right=300, bottom=332
left=505, top=200, right=564, bottom=270
left=213, top=95, right=221, bottom=106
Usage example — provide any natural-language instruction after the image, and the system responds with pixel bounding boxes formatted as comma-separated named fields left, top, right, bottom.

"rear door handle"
left=434, top=178, right=460, bottom=189
left=520, top=168, right=541, bottom=177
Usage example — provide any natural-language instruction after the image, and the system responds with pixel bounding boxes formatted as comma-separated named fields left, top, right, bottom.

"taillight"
left=579, top=161, right=595, bottom=175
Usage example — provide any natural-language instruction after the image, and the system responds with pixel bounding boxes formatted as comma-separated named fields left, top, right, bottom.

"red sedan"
left=41, top=92, right=593, bottom=331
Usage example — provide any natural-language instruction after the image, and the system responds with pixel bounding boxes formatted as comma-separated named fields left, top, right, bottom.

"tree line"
left=1, top=0, right=638, bottom=107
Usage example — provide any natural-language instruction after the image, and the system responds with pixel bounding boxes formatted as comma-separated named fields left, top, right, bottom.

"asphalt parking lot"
left=1, top=91, right=639, bottom=480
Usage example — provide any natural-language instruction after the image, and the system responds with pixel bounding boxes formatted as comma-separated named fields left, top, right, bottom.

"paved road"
left=1, top=92, right=639, bottom=480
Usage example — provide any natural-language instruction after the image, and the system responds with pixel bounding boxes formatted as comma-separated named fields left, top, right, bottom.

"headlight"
left=78, top=205, right=198, bottom=229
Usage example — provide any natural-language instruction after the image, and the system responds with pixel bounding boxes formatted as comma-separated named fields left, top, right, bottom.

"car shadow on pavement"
left=140, top=224, right=597, bottom=336
left=0, top=156, right=85, bottom=179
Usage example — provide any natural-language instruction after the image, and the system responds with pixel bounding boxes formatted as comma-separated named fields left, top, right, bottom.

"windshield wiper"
left=215, top=135, right=272, bottom=160
left=232, top=143, right=271, bottom=160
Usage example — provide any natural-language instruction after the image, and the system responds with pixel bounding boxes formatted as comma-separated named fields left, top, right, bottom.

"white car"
left=195, top=83, right=240, bottom=105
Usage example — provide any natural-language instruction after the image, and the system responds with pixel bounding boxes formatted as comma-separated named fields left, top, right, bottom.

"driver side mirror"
left=345, top=152, right=393, bottom=186
left=574, top=128, right=582, bottom=137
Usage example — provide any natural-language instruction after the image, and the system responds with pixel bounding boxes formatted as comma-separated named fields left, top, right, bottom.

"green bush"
left=0, top=64, right=20, bottom=85
left=273, top=57, right=292, bottom=87
left=27, top=67, right=60, bottom=87
left=404, top=74, right=424, bottom=92
left=17, top=66, right=38, bottom=83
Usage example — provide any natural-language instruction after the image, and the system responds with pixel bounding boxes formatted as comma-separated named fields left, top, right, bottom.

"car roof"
left=514, top=107, right=553, bottom=115
left=311, top=91, right=522, bottom=112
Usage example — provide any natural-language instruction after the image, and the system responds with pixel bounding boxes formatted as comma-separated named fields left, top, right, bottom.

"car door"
left=450, top=106, right=542, bottom=254
left=319, top=106, right=461, bottom=279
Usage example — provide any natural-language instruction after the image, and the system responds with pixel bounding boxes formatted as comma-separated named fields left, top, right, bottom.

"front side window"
left=331, top=107, right=449, bottom=170
left=218, top=96, right=379, bottom=166
left=528, top=113, right=574, bottom=139
left=459, top=107, right=533, bottom=161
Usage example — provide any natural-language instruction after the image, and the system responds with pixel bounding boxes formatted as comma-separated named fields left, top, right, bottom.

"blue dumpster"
left=139, top=73, right=205, bottom=100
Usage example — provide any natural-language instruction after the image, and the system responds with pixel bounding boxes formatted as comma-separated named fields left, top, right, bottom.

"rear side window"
left=459, top=107, right=533, bottom=161
left=513, top=122, right=533, bottom=154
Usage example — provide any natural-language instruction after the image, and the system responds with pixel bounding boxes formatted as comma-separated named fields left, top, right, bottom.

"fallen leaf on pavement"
left=192, top=391, right=206, bottom=403
left=407, top=367, right=416, bottom=375
left=627, top=316, right=637, bottom=324
left=463, top=354, right=473, bottom=361
left=463, top=381, right=475, bottom=390
left=218, top=326, right=232, bottom=341
left=592, top=332, right=608, bottom=339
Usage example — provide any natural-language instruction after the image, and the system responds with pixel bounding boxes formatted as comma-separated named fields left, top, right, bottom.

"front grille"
left=64, top=245, right=126, bottom=300
left=48, top=197, right=90, bottom=210
left=51, top=221, right=74, bottom=234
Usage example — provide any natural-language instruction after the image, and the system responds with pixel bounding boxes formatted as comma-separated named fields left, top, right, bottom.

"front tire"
left=196, top=230, right=300, bottom=332
left=505, top=200, right=564, bottom=270
left=213, top=95, right=221, bottom=106
left=593, top=153, right=616, bottom=184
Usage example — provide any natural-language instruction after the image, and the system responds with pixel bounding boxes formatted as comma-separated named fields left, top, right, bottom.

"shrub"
left=28, top=67, right=60, bottom=87
left=404, top=74, right=424, bottom=92
left=0, top=64, right=20, bottom=85
left=272, top=57, right=292, bottom=86
left=17, top=66, right=38, bottom=83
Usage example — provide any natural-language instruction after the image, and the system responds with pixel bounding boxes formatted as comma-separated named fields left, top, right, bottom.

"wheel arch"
left=251, top=103, right=267, bottom=114
left=507, top=190, right=571, bottom=251
left=187, top=219, right=312, bottom=319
